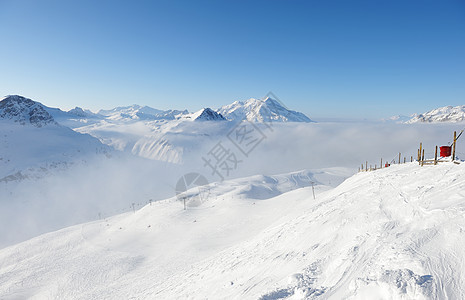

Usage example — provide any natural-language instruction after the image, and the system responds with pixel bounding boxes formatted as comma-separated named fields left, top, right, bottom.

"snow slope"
left=0, top=96, right=111, bottom=181
left=0, top=122, right=110, bottom=181
left=1, top=162, right=464, bottom=299
left=406, top=105, right=465, bottom=123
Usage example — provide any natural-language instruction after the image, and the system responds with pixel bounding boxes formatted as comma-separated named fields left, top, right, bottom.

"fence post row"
left=359, top=131, right=460, bottom=172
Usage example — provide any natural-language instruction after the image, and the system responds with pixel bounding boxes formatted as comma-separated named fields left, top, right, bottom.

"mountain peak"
left=68, top=107, right=88, bottom=117
left=218, top=97, right=313, bottom=123
left=262, top=96, right=279, bottom=104
left=0, top=95, right=57, bottom=127
left=194, top=108, right=226, bottom=121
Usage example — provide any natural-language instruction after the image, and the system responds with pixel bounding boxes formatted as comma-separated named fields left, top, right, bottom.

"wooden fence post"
left=366, top=161, right=368, bottom=171
left=381, top=158, right=383, bottom=169
left=421, top=149, right=425, bottom=166
left=418, top=143, right=422, bottom=161
left=453, top=131, right=457, bottom=161
left=398, top=153, right=401, bottom=164
left=434, top=145, right=438, bottom=165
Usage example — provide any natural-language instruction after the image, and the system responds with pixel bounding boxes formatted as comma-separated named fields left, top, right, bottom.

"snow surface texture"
left=406, top=105, right=465, bottom=123
left=1, top=162, right=464, bottom=299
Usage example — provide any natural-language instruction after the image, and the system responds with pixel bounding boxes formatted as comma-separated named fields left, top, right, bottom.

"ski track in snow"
left=1, top=163, right=465, bottom=299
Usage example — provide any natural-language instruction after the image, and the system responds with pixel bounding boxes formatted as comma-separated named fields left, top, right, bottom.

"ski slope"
left=1, top=162, right=464, bottom=299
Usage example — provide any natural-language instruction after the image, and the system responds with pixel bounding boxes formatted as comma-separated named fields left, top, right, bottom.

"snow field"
left=1, top=162, right=465, bottom=299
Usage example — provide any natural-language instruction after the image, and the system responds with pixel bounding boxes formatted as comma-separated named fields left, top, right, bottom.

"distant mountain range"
left=382, top=105, right=465, bottom=124
left=0, top=94, right=314, bottom=169
left=93, top=97, right=313, bottom=123
left=0, top=95, right=313, bottom=127
left=3, top=94, right=463, bottom=171
left=405, top=105, right=465, bottom=124
left=98, top=105, right=189, bottom=121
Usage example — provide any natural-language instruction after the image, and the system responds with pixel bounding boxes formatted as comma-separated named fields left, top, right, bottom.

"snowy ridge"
left=406, top=105, right=465, bottom=123
left=1, top=163, right=464, bottom=298
left=217, top=97, right=313, bottom=123
left=99, top=104, right=164, bottom=118
left=98, top=104, right=188, bottom=121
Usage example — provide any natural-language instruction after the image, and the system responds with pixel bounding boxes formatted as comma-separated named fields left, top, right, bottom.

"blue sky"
left=0, top=0, right=464, bottom=119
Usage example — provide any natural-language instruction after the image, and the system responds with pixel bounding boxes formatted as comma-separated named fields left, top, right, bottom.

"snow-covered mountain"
left=194, top=107, right=226, bottom=121
left=96, top=98, right=312, bottom=124
left=181, top=107, right=226, bottom=121
left=217, top=97, right=313, bottom=123
left=0, top=95, right=58, bottom=127
left=99, top=104, right=163, bottom=118
left=0, top=95, right=110, bottom=181
left=71, top=98, right=312, bottom=164
left=98, top=104, right=188, bottom=121
left=0, top=94, right=313, bottom=170
left=1, top=162, right=464, bottom=299
left=67, top=106, right=101, bottom=118
left=0, top=95, right=104, bottom=129
left=406, top=105, right=465, bottom=123
left=44, top=106, right=104, bottom=128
